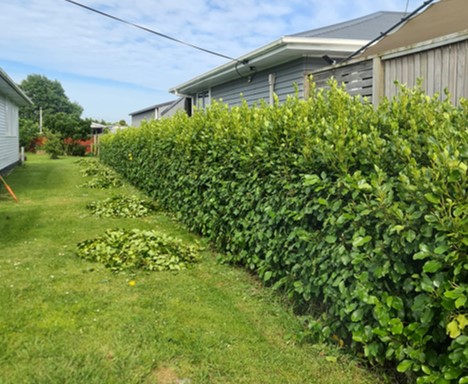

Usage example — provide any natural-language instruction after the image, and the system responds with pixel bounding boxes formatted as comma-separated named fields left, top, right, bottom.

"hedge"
left=100, top=81, right=467, bottom=383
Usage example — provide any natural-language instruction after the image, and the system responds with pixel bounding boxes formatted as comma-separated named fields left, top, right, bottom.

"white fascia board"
left=380, top=29, right=468, bottom=60
left=0, top=68, right=33, bottom=106
left=169, top=37, right=368, bottom=95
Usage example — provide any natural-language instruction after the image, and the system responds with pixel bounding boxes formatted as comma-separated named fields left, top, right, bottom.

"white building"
left=0, top=68, right=32, bottom=173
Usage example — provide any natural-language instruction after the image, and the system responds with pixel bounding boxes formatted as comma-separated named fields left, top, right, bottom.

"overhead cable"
left=63, top=0, right=247, bottom=65
left=341, top=0, right=435, bottom=63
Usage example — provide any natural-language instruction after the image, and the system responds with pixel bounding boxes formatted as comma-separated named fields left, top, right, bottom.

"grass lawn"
left=0, top=154, right=383, bottom=384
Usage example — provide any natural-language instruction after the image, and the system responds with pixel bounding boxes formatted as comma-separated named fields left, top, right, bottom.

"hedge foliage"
left=77, top=229, right=200, bottom=272
left=100, top=82, right=467, bottom=383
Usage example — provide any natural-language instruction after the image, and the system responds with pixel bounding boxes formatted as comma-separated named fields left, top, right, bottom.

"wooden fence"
left=382, top=38, right=468, bottom=105
left=311, top=32, right=468, bottom=106
left=312, top=59, right=373, bottom=99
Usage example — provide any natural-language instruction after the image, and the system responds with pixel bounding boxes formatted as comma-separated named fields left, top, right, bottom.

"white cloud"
left=0, top=0, right=412, bottom=121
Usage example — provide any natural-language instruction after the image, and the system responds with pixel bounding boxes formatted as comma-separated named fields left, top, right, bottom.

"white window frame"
left=5, top=98, right=18, bottom=137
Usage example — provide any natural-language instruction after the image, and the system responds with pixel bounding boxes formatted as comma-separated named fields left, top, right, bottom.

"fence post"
left=372, top=56, right=385, bottom=107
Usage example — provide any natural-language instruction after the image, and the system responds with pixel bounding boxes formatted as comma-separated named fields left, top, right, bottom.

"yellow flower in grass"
left=128, top=280, right=136, bottom=286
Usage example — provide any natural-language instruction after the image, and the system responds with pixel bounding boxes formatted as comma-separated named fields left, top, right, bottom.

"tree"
left=19, top=74, right=83, bottom=121
left=18, top=74, right=89, bottom=144
left=44, top=112, right=90, bottom=140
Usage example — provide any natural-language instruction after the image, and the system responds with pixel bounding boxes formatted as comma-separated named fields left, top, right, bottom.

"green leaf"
left=352, top=236, right=372, bottom=247
left=325, top=356, right=337, bottom=363
left=445, top=368, right=463, bottom=380
left=357, top=181, right=372, bottom=191
left=447, top=320, right=461, bottom=339
left=405, top=230, right=417, bottom=243
left=293, top=281, right=304, bottom=294
left=351, top=308, right=364, bottom=322
left=444, top=289, right=463, bottom=299
left=424, top=193, right=440, bottom=204
left=455, top=296, right=467, bottom=309
left=455, top=335, right=468, bottom=345
left=424, top=214, right=439, bottom=223
left=413, top=251, right=430, bottom=260
left=303, top=174, right=321, bottom=186
left=391, top=225, right=405, bottom=234
left=457, top=314, right=468, bottom=329
left=389, top=318, right=404, bottom=335
left=264, top=271, right=272, bottom=282
left=421, top=365, right=431, bottom=374
left=325, top=235, right=337, bottom=244
left=397, top=359, right=413, bottom=373
left=434, top=245, right=449, bottom=255
left=423, top=260, right=442, bottom=273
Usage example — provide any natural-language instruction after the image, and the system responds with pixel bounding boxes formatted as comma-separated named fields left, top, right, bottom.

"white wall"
left=0, top=94, right=20, bottom=172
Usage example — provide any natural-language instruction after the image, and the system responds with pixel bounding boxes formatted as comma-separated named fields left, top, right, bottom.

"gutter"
left=169, top=36, right=368, bottom=95
left=0, top=67, right=33, bottom=106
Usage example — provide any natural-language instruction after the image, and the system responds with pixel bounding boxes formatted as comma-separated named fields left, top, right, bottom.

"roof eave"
left=0, top=68, right=33, bottom=106
left=169, top=37, right=368, bottom=95
left=129, top=100, right=177, bottom=116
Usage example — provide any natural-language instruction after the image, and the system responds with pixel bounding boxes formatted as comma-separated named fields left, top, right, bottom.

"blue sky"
left=0, top=0, right=416, bottom=123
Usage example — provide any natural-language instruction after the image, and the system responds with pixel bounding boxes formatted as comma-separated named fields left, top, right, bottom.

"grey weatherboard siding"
left=210, top=57, right=325, bottom=107
left=170, top=12, right=407, bottom=108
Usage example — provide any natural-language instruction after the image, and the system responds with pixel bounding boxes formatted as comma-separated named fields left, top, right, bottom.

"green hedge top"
left=100, top=81, right=467, bottom=383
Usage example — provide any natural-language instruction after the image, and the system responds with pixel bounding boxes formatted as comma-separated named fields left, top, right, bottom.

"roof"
left=91, top=122, right=106, bottom=129
left=362, top=0, right=468, bottom=57
left=0, top=68, right=33, bottom=106
left=129, top=100, right=177, bottom=116
left=170, top=37, right=368, bottom=95
left=291, top=11, right=406, bottom=40
left=170, top=11, right=406, bottom=96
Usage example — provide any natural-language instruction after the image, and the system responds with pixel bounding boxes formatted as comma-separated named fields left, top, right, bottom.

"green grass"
left=0, top=154, right=383, bottom=384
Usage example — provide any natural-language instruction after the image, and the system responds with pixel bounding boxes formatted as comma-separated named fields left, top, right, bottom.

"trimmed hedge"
left=100, top=82, right=467, bottom=383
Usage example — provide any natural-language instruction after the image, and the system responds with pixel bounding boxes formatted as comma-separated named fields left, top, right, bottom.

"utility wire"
left=341, top=0, right=435, bottom=63
left=63, top=0, right=247, bottom=65
left=404, top=0, right=411, bottom=14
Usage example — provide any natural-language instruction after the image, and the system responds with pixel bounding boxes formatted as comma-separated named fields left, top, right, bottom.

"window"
left=5, top=98, right=18, bottom=137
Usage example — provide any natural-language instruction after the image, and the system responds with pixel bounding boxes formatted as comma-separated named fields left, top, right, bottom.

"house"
left=169, top=11, right=406, bottom=110
left=359, top=0, right=467, bottom=57
left=0, top=68, right=33, bottom=174
left=129, top=97, right=191, bottom=127
left=359, top=0, right=468, bottom=105
left=310, top=0, right=468, bottom=106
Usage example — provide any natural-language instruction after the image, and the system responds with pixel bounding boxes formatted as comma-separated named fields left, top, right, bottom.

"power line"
left=404, top=0, right=411, bottom=14
left=63, top=0, right=247, bottom=65
left=341, top=0, right=435, bottom=63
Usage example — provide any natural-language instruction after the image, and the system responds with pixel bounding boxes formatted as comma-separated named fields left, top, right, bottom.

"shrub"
left=65, top=142, right=87, bottom=157
left=99, top=82, right=467, bottom=383
left=42, top=130, right=64, bottom=159
left=19, top=118, right=39, bottom=151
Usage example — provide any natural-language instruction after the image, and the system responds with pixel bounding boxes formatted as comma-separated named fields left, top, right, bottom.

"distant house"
left=0, top=68, right=32, bottom=174
left=129, top=97, right=191, bottom=127
left=169, top=11, right=406, bottom=110
left=311, top=0, right=468, bottom=106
